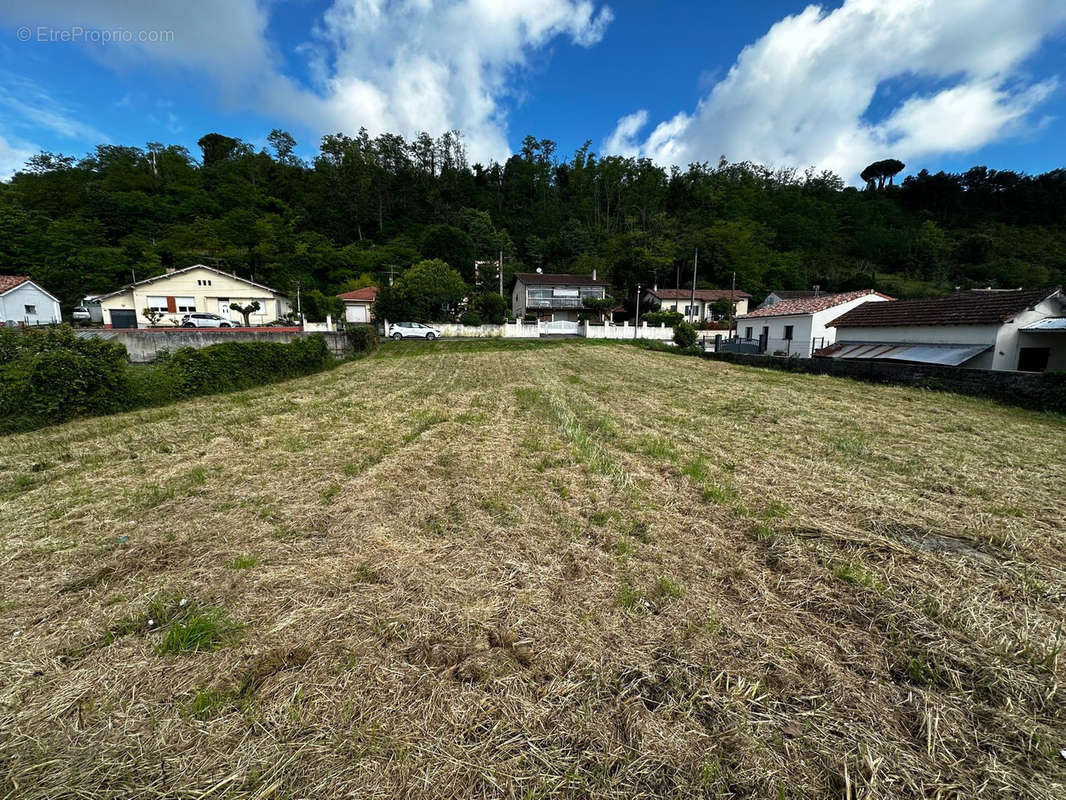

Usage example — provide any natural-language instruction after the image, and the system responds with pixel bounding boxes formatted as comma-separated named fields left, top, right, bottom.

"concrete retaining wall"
left=77, top=328, right=350, bottom=363
left=701, top=350, right=1066, bottom=413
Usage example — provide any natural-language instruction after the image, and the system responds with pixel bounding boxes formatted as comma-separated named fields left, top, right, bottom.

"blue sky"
left=1, top=1, right=1065, bottom=182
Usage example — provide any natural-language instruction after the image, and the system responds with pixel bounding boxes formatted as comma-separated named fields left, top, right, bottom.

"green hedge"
left=345, top=324, right=379, bottom=354
left=0, top=327, right=129, bottom=432
left=0, top=328, right=335, bottom=434
left=166, top=335, right=331, bottom=396
left=642, top=310, right=683, bottom=327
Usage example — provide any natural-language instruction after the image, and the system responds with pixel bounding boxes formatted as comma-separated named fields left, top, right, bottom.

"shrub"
left=673, top=321, right=698, bottom=349
left=167, top=335, right=331, bottom=397
left=460, top=310, right=483, bottom=326
left=471, top=292, right=508, bottom=325
left=345, top=324, right=378, bottom=354
left=642, top=310, right=683, bottom=327
left=0, top=326, right=129, bottom=432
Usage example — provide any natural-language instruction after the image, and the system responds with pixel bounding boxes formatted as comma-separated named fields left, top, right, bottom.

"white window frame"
left=175, top=296, right=196, bottom=313
left=146, top=296, right=168, bottom=312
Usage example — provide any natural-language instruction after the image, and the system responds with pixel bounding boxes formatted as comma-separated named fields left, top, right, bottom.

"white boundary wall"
left=433, top=320, right=678, bottom=340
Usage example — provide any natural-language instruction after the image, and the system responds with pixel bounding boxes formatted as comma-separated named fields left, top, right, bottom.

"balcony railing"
left=526, top=297, right=591, bottom=309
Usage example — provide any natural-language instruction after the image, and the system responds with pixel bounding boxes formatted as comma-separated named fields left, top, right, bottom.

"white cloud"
left=607, top=0, right=1066, bottom=180
left=603, top=110, right=647, bottom=157
left=0, top=0, right=613, bottom=164
left=0, top=130, right=36, bottom=179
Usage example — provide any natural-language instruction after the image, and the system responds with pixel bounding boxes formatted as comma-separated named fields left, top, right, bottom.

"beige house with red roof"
left=645, top=287, right=751, bottom=322
left=736, top=290, right=892, bottom=356
left=0, top=275, right=62, bottom=326
left=337, top=286, right=378, bottom=324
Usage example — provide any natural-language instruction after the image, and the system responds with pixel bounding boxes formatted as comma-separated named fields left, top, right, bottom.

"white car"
left=71, top=306, right=91, bottom=323
left=388, top=322, right=441, bottom=340
left=181, top=312, right=237, bottom=328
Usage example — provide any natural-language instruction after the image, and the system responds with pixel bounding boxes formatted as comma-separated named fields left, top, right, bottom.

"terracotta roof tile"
left=828, top=288, right=1063, bottom=328
left=337, top=286, right=379, bottom=302
left=0, top=275, right=30, bottom=293
left=650, top=288, right=752, bottom=300
left=738, top=290, right=893, bottom=319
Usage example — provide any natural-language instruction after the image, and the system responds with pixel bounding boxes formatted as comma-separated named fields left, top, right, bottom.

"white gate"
left=543, top=320, right=581, bottom=335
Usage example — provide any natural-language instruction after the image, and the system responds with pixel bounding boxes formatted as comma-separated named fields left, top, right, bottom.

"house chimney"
left=653, top=282, right=658, bottom=292
left=592, top=268, right=597, bottom=281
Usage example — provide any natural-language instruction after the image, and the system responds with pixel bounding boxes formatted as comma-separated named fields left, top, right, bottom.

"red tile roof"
left=828, top=288, right=1062, bottom=328
left=738, top=290, right=893, bottom=319
left=0, top=275, right=31, bottom=293
left=515, top=272, right=608, bottom=287
left=649, top=288, right=752, bottom=301
left=337, top=286, right=378, bottom=302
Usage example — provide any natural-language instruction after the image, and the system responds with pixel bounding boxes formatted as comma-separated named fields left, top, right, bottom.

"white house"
left=87, top=264, right=290, bottom=328
left=337, top=286, right=378, bottom=324
left=736, top=290, right=893, bottom=356
left=644, top=287, right=751, bottom=321
left=823, top=287, right=1066, bottom=371
left=0, top=275, right=62, bottom=326
left=512, top=271, right=610, bottom=332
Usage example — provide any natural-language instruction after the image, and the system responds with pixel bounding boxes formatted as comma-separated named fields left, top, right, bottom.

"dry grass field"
left=1, top=340, right=1064, bottom=799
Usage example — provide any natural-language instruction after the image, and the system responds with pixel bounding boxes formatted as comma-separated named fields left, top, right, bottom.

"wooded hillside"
left=1, top=129, right=1063, bottom=312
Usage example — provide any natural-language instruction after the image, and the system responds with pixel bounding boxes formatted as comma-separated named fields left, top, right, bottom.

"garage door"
left=110, top=309, right=138, bottom=329
left=346, top=305, right=368, bottom=323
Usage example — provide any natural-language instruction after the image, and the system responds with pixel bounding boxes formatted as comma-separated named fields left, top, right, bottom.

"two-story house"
left=512, top=271, right=610, bottom=330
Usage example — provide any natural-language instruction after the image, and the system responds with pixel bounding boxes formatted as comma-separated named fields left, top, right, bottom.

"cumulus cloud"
left=0, top=131, right=37, bottom=179
left=0, top=0, right=613, bottom=164
left=607, top=0, right=1066, bottom=180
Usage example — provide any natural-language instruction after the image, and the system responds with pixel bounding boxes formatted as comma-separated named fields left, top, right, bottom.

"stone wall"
left=701, top=351, right=1066, bottom=413
left=77, top=329, right=350, bottom=363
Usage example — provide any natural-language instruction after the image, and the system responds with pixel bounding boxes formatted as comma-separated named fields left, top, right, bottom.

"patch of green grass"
left=761, top=500, right=791, bottom=519
left=617, top=581, right=644, bottom=611
left=320, top=483, right=341, bottom=504
left=832, top=563, right=881, bottom=590
left=188, top=688, right=232, bottom=720
left=701, top=482, right=738, bottom=505
left=353, top=561, right=384, bottom=584
left=653, top=575, right=684, bottom=601
left=830, top=434, right=870, bottom=458
left=228, top=554, right=260, bottom=570
left=158, top=608, right=239, bottom=655
left=681, top=456, right=710, bottom=483
left=750, top=522, right=776, bottom=542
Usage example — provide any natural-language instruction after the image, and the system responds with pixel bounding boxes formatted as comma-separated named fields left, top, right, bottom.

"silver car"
left=181, top=313, right=236, bottom=328
left=388, top=322, right=441, bottom=340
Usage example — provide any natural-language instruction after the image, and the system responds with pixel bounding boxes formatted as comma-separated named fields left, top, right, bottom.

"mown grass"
left=0, top=341, right=1063, bottom=799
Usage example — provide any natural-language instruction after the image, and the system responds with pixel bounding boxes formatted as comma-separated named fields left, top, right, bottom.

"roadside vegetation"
left=0, top=342, right=1063, bottom=798
left=0, top=325, right=377, bottom=433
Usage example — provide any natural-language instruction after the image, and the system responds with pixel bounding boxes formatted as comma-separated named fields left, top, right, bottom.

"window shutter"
left=167, top=296, right=176, bottom=312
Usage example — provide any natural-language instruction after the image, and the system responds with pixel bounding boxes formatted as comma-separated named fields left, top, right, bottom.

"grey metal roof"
left=1020, top=317, right=1066, bottom=332
left=818, top=342, right=992, bottom=366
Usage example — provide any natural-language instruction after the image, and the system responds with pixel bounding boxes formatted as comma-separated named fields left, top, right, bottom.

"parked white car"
left=388, top=321, right=441, bottom=340
left=71, top=306, right=91, bottom=323
left=181, top=312, right=237, bottom=328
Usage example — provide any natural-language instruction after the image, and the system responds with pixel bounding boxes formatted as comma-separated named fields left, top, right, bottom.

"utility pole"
left=690, top=248, right=698, bottom=323
left=634, top=284, right=641, bottom=339
left=498, top=249, right=504, bottom=296
left=296, top=280, right=302, bottom=327
left=730, top=271, right=736, bottom=338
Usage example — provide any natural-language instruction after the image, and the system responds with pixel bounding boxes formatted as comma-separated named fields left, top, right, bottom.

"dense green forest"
left=1, top=128, right=1064, bottom=315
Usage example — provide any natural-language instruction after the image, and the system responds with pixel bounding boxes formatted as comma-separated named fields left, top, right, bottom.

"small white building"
left=337, top=286, right=378, bottom=324
left=736, top=290, right=892, bottom=356
left=823, top=287, right=1066, bottom=371
left=87, top=264, right=290, bottom=328
left=0, top=275, right=62, bottom=326
left=644, top=287, right=751, bottom=321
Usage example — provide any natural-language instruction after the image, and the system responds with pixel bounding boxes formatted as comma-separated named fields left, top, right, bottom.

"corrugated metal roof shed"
left=818, top=342, right=992, bottom=366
